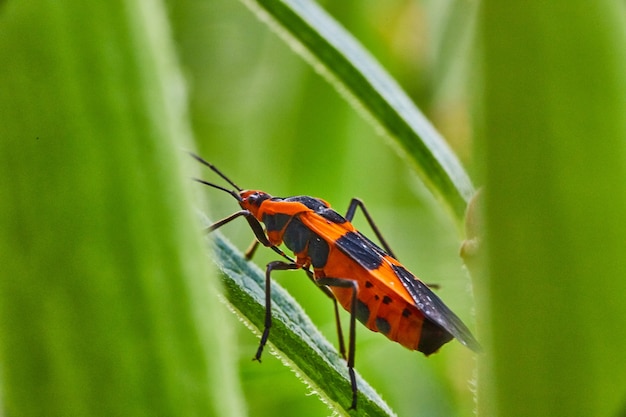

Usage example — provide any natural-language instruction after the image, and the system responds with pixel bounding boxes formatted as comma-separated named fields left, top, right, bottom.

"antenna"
left=189, top=152, right=243, bottom=201
left=189, top=152, right=243, bottom=191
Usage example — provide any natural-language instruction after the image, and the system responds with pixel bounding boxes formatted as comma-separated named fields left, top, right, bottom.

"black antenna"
left=189, top=152, right=243, bottom=201
left=192, top=178, right=242, bottom=201
left=189, top=152, right=243, bottom=191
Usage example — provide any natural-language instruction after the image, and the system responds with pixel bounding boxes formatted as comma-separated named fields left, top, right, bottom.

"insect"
left=191, top=153, right=481, bottom=410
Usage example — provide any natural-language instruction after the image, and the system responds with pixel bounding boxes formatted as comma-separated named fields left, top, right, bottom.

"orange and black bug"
left=192, top=153, right=481, bottom=409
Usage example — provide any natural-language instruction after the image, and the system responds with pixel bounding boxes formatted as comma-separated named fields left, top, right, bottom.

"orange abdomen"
left=315, top=248, right=453, bottom=354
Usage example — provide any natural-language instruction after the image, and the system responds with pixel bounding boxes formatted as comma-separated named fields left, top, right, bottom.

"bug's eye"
left=248, top=193, right=260, bottom=204
left=247, top=192, right=269, bottom=206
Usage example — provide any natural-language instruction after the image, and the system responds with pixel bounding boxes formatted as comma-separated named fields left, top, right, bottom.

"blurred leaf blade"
left=0, top=1, right=243, bottom=416
left=476, top=1, right=626, bottom=417
left=241, top=0, right=474, bottom=221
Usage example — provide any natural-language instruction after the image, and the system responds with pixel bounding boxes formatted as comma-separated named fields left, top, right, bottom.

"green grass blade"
left=241, top=0, right=474, bottom=221
left=210, top=230, right=395, bottom=417
left=476, top=2, right=626, bottom=416
left=0, top=1, right=243, bottom=416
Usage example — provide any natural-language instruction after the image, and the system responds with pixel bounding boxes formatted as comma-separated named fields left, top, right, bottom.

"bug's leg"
left=207, top=210, right=293, bottom=262
left=255, top=260, right=301, bottom=362
left=206, top=209, right=271, bottom=247
left=206, top=210, right=252, bottom=233
left=345, top=198, right=397, bottom=259
left=248, top=239, right=294, bottom=263
left=330, top=294, right=347, bottom=360
left=241, top=216, right=295, bottom=261
left=303, top=268, right=346, bottom=360
left=317, top=277, right=359, bottom=410
left=345, top=198, right=440, bottom=290
left=244, top=239, right=260, bottom=260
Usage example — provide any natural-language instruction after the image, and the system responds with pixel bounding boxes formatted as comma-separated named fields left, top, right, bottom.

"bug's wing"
left=390, top=263, right=482, bottom=352
left=329, top=227, right=482, bottom=353
left=301, top=212, right=481, bottom=352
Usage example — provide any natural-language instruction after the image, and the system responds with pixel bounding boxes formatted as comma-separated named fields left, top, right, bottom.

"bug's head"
left=238, top=190, right=272, bottom=216
left=190, top=152, right=272, bottom=217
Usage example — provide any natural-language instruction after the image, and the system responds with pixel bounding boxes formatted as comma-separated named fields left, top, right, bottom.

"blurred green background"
left=168, top=0, right=477, bottom=416
left=4, top=0, right=625, bottom=416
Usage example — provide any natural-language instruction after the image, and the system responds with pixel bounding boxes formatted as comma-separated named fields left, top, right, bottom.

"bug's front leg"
left=255, top=260, right=301, bottom=362
left=206, top=210, right=253, bottom=233
left=207, top=211, right=293, bottom=262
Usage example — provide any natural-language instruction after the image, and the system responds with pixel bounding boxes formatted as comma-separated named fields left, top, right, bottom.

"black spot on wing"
left=355, top=299, right=370, bottom=325
left=391, top=264, right=481, bottom=352
left=375, top=317, right=391, bottom=335
left=335, top=231, right=386, bottom=270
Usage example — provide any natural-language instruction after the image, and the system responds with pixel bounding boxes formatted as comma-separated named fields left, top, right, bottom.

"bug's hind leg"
left=317, top=277, right=359, bottom=410
left=344, top=198, right=440, bottom=289
left=344, top=198, right=397, bottom=259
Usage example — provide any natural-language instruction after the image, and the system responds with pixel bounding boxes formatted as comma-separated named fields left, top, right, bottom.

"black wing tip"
left=458, top=332, right=483, bottom=353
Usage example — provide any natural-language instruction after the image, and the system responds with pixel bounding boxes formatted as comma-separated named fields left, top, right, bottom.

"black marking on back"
left=281, top=216, right=329, bottom=268
left=282, top=218, right=313, bottom=254
left=262, top=213, right=291, bottom=232
left=391, top=264, right=481, bottom=352
left=284, top=195, right=347, bottom=224
left=307, top=235, right=329, bottom=268
left=284, top=196, right=328, bottom=210
left=382, top=295, right=392, bottom=305
left=318, top=207, right=347, bottom=224
left=335, top=231, right=385, bottom=270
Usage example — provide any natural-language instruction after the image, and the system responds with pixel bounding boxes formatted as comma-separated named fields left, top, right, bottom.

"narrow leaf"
left=241, top=0, right=474, bottom=220
left=210, top=230, right=396, bottom=417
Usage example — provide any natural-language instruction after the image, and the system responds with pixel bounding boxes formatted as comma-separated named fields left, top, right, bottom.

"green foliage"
left=476, top=1, right=626, bottom=417
left=9, top=0, right=623, bottom=416
left=0, top=1, right=242, bottom=416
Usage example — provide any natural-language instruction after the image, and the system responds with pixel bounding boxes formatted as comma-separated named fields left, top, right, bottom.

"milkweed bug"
left=191, top=153, right=481, bottom=410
